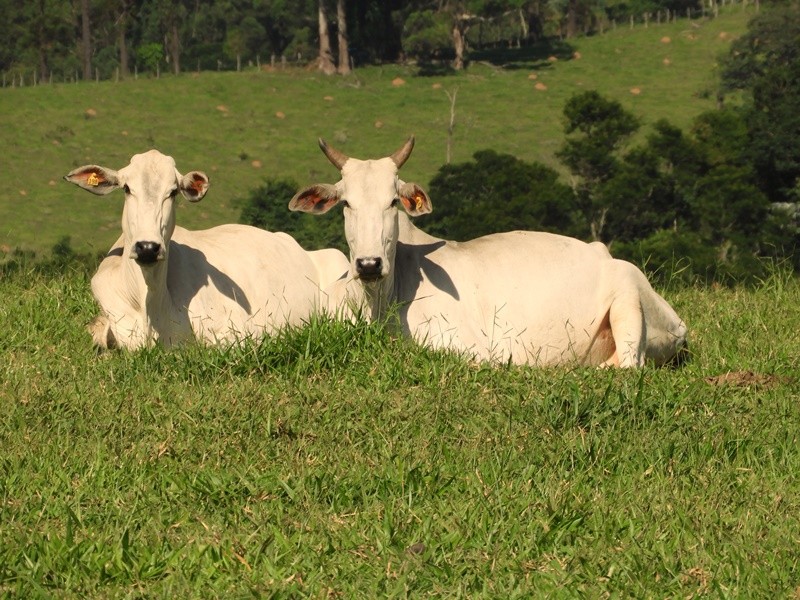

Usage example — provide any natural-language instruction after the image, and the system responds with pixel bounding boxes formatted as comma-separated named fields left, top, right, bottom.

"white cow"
left=289, top=138, right=688, bottom=367
left=65, top=149, right=340, bottom=350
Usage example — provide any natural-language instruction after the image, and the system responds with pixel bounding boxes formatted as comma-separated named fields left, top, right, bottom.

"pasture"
left=0, top=7, right=750, bottom=258
left=1, top=259, right=799, bottom=597
left=3, top=4, right=799, bottom=597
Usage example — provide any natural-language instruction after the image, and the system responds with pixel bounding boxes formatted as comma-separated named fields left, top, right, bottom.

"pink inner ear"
left=300, top=190, right=327, bottom=211
left=191, top=174, right=207, bottom=192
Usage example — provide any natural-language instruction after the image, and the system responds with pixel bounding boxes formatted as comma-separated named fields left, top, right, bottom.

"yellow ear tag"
left=87, top=172, right=100, bottom=186
left=414, top=194, right=424, bottom=211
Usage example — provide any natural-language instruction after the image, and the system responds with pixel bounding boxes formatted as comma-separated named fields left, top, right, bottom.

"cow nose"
left=133, top=241, right=162, bottom=264
left=355, top=257, right=383, bottom=280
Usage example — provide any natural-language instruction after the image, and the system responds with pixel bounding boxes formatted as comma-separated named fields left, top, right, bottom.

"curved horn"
left=318, top=138, right=349, bottom=170
left=390, top=136, right=415, bottom=168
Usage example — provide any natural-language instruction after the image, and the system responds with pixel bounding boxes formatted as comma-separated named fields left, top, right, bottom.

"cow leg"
left=607, top=294, right=646, bottom=368
left=87, top=315, right=117, bottom=350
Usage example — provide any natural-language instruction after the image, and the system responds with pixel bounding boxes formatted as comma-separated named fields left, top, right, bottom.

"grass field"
left=0, top=6, right=752, bottom=258
left=1, top=259, right=799, bottom=597
left=5, top=5, right=799, bottom=597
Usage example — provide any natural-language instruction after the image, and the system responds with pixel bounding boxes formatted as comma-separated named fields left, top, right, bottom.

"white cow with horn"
left=289, top=137, right=688, bottom=367
left=66, top=149, right=345, bottom=350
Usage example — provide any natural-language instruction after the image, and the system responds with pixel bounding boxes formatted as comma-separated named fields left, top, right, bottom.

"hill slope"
left=0, top=7, right=752, bottom=256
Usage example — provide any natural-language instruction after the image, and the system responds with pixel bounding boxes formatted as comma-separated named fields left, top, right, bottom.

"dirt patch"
left=704, top=371, right=791, bottom=389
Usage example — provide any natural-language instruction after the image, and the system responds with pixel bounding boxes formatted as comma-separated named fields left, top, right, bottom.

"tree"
left=556, top=90, right=640, bottom=240
left=80, top=0, right=92, bottom=79
left=318, top=0, right=336, bottom=74
left=336, top=0, right=350, bottom=74
left=116, top=0, right=133, bottom=77
left=239, top=177, right=346, bottom=253
left=225, top=16, right=265, bottom=71
left=422, top=149, right=581, bottom=240
left=720, top=3, right=800, bottom=202
left=609, top=109, right=776, bottom=282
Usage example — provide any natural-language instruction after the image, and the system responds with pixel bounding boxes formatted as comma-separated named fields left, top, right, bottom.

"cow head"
left=65, top=150, right=209, bottom=266
left=289, top=137, right=431, bottom=283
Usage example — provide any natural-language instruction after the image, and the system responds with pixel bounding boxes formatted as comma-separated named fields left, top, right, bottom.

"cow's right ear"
left=289, top=184, right=341, bottom=214
left=64, top=165, right=120, bottom=195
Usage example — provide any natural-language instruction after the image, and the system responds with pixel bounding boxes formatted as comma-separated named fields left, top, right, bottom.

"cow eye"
left=123, top=184, right=130, bottom=194
left=340, top=199, right=350, bottom=209
left=390, top=197, right=400, bottom=208
left=168, top=187, right=179, bottom=198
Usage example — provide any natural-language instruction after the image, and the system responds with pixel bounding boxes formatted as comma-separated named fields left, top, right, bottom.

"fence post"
left=630, top=14, right=634, bottom=29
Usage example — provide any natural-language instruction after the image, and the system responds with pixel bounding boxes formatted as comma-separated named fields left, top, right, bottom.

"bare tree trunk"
left=34, top=3, right=49, bottom=80
left=337, top=0, right=351, bottom=74
left=118, top=2, right=130, bottom=78
left=452, top=20, right=468, bottom=70
left=318, top=1, right=336, bottom=75
left=81, top=0, right=92, bottom=80
left=445, top=87, right=458, bottom=164
left=566, top=0, right=579, bottom=38
left=518, top=8, right=529, bottom=42
left=169, top=23, right=180, bottom=75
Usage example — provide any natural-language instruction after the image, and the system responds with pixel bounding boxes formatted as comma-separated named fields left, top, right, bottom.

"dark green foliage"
left=607, top=108, right=775, bottom=282
left=554, top=89, right=790, bottom=281
left=238, top=176, right=346, bottom=253
left=597, top=146, right=678, bottom=243
left=421, top=149, right=581, bottom=240
left=557, top=90, right=640, bottom=239
left=720, top=3, right=800, bottom=200
left=401, top=10, right=454, bottom=64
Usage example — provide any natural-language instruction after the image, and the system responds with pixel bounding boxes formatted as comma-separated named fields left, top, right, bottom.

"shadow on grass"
left=470, top=39, right=577, bottom=71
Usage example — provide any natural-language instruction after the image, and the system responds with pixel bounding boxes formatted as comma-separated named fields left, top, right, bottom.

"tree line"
left=0, top=0, right=751, bottom=83
left=239, top=2, right=800, bottom=284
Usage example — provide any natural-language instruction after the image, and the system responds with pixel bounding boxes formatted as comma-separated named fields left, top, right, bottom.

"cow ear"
left=289, top=184, right=341, bottom=214
left=398, top=182, right=432, bottom=216
left=180, top=171, right=209, bottom=202
left=64, top=165, right=120, bottom=195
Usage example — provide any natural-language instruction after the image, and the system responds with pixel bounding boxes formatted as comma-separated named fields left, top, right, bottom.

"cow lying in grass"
left=289, top=137, right=688, bottom=367
left=66, top=149, right=346, bottom=350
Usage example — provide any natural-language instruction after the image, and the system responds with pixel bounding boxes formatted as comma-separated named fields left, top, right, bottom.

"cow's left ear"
left=398, top=182, right=432, bottom=216
left=289, top=184, right=341, bottom=214
left=64, top=165, right=120, bottom=195
left=180, top=171, right=209, bottom=202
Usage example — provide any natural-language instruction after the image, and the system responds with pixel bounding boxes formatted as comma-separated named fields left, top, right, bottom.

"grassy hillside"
left=1, top=261, right=799, bottom=597
left=0, top=7, right=751, bottom=257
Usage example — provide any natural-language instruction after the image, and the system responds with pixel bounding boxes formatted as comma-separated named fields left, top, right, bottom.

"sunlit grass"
left=0, top=7, right=753, bottom=257
left=1, top=259, right=798, bottom=597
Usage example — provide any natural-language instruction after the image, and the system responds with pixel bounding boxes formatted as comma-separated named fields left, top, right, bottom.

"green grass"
left=0, top=7, right=753, bottom=257
left=1, top=260, right=799, bottom=597
left=5, top=6, right=796, bottom=596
